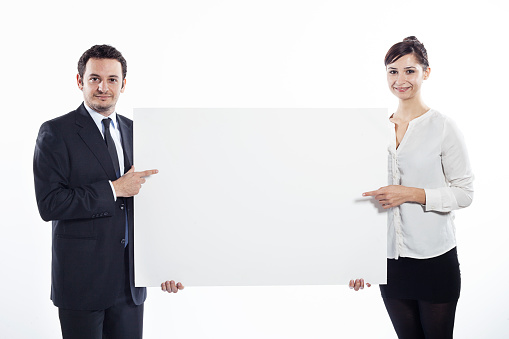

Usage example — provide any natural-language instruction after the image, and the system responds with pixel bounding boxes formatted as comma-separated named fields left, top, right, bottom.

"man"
left=34, top=45, right=183, bottom=338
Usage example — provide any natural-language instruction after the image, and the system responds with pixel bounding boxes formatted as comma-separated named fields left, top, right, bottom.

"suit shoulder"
left=41, top=107, right=81, bottom=128
left=117, top=114, right=133, bottom=125
left=36, top=106, right=88, bottom=143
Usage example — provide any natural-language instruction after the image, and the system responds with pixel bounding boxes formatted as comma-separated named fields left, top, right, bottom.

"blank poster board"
left=133, top=108, right=387, bottom=287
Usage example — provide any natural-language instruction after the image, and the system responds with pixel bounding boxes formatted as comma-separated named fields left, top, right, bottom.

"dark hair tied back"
left=403, top=36, right=420, bottom=43
left=384, top=36, right=429, bottom=70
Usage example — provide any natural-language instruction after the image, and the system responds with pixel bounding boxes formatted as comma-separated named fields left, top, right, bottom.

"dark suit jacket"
left=34, top=103, right=146, bottom=310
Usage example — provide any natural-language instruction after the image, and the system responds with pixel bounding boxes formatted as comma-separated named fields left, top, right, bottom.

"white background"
left=0, top=0, right=507, bottom=338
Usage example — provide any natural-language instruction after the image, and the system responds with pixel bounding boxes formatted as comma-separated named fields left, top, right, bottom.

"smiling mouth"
left=394, top=87, right=410, bottom=92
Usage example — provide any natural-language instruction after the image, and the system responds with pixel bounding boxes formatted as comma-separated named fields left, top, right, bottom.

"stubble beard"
left=86, top=95, right=118, bottom=115
left=90, top=102, right=114, bottom=113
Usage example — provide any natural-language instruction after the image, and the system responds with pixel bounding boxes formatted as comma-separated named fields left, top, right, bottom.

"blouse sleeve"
left=424, top=118, right=474, bottom=212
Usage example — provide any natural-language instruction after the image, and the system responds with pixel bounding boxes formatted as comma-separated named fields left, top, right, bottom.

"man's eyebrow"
left=87, top=73, right=120, bottom=77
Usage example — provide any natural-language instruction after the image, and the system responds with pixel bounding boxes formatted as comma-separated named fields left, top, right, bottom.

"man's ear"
left=77, top=74, right=84, bottom=90
left=121, top=78, right=126, bottom=93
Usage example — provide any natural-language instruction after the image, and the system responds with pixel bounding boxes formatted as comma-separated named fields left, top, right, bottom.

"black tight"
left=382, top=298, right=458, bottom=339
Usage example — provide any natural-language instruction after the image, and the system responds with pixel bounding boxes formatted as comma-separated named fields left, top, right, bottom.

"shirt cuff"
left=109, top=180, right=117, bottom=201
left=424, top=188, right=441, bottom=211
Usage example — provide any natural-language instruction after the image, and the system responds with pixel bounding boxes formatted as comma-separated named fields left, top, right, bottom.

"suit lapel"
left=118, top=114, right=133, bottom=171
left=75, top=103, right=118, bottom=180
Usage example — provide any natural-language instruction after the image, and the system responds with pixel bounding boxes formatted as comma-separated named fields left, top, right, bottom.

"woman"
left=350, top=36, right=474, bottom=339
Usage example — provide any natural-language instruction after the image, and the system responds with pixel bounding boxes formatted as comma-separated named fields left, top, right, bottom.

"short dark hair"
left=77, top=44, right=127, bottom=80
left=384, top=36, right=429, bottom=70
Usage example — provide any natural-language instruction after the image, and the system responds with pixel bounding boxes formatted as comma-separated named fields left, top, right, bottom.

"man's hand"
left=362, top=185, right=425, bottom=209
left=161, top=280, right=184, bottom=293
left=112, top=166, right=158, bottom=197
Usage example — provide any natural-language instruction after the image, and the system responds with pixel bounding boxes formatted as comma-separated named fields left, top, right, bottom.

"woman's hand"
left=362, top=185, right=425, bottom=209
left=349, top=279, right=371, bottom=291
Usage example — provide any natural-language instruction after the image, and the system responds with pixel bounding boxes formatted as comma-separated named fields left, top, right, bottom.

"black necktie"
left=102, top=118, right=120, bottom=178
left=102, top=117, right=128, bottom=247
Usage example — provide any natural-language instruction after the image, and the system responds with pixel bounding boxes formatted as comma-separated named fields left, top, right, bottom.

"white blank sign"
left=134, top=108, right=387, bottom=286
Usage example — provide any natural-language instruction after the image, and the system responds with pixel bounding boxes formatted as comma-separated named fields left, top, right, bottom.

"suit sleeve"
left=33, top=121, right=116, bottom=221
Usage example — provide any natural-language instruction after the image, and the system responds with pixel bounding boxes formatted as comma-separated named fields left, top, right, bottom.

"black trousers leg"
left=59, top=308, right=104, bottom=339
left=58, top=246, right=143, bottom=339
left=103, top=245, right=144, bottom=338
left=102, top=289, right=144, bottom=339
left=58, top=296, right=143, bottom=339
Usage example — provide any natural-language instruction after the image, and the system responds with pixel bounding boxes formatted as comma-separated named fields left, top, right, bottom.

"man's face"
left=77, top=58, right=126, bottom=116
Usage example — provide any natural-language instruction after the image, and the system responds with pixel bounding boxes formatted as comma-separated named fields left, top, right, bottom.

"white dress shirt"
left=84, top=104, right=125, bottom=200
left=387, top=109, right=474, bottom=259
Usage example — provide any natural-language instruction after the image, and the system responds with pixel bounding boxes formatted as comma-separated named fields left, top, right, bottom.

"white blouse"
left=387, top=109, right=474, bottom=259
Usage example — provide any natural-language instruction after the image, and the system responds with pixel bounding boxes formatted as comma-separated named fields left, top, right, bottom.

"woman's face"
left=386, top=53, right=430, bottom=101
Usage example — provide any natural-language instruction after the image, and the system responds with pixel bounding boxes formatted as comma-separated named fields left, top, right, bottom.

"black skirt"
left=380, top=247, right=461, bottom=303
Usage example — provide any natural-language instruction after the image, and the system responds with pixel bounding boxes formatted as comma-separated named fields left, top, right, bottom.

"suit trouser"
left=58, top=246, right=143, bottom=339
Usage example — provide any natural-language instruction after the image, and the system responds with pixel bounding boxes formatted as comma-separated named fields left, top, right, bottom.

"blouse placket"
left=389, top=115, right=424, bottom=258
left=388, top=121, right=404, bottom=259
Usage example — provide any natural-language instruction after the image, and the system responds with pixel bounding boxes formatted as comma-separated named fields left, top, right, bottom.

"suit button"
left=104, top=212, right=109, bottom=216
left=121, top=239, right=125, bottom=245
left=120, top=204, right=125, bottom=210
